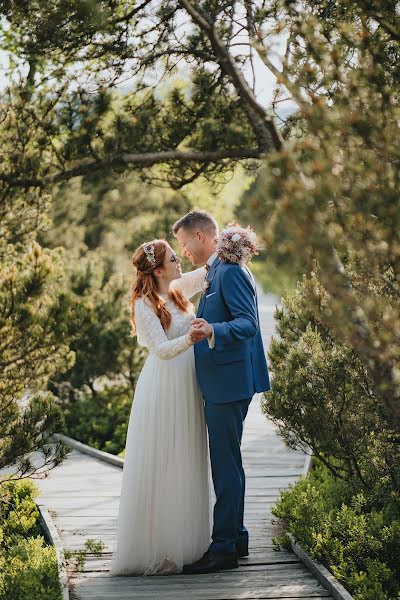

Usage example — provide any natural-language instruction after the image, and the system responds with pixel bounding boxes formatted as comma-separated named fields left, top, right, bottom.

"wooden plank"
left=79, top=551, right=300, bottom=572
left=70, top=570, right=330, bottom=585
left=62, top=542, right=286, bottom=554
left=55, top=515, right=276, bottom=529
left=62, top=541, right=283, bottom=553
left=57, top=528, right=284, bottom=542
left=69, top=578, right=331, bottom=599
left=288, top=534, right=354, bottom=600
left=37, top=503, right=70, bottom=600
left=75, top=565, right=314, bottom=580
left=39, top=491, right=122, bottom=497
left=52, top=510, right=119, bottom=517
left=46, top=505, right=276, bottom=517
left=70, top=591, right=331, bottom=600
left=52, top=433, right=124, bottom=468
left=241, top=470, right=304, bottom=477
left=242, top=459, right=304, bottom=465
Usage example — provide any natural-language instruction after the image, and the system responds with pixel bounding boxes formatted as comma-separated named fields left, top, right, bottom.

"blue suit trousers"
left=204, top=397, right=251, bottom=555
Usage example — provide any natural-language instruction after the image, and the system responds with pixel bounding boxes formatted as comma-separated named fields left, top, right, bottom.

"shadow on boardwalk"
left=33, top=291, right=333, bottom=600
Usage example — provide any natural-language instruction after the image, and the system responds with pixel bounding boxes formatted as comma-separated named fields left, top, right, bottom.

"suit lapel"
left=244, top=265, right=256, bottom=291
left=197, top=291, right=206, bottom=317
left=208, top=256, right=221, bottom=277
left=197, top=257, right=221, bottom=317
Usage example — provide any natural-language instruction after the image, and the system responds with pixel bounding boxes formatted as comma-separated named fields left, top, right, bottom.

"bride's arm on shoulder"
left=134, top=298, right=194, bottom=360
left=169, top=267, right=207, bottom=299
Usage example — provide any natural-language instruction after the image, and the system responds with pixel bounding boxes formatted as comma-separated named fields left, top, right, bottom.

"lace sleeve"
left=134, top=298, right=192, bottom=360
left=169, top=267, right=207, bottom=299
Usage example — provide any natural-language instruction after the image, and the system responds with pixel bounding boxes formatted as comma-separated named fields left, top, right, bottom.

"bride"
left=109, top=238, right=211, bottom=576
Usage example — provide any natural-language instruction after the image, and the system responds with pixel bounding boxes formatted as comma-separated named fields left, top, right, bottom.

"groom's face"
left=175, top=228, right=206, bottom=266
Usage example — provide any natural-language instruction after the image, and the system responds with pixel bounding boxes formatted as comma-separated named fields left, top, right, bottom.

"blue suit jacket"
left=194, top=257, right=271, bottom=404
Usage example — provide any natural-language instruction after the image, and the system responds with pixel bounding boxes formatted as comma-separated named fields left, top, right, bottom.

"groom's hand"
left=190, top=318, right=213, bottom=342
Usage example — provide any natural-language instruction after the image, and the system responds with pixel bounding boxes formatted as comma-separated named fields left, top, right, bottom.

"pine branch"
left=177, top=0, right=284, bottom=151
left=0, top=147, right=265, bottom=189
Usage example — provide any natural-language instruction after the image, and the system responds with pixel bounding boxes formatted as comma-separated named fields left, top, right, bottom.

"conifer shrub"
left=263, top=274, right=400, bottom=600
left=0, top=479, right=62, bottom=600
left=272, top=462, right=400, bottom=600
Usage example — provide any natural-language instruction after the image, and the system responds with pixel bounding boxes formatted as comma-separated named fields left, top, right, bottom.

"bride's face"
left=159, top=245, right=183, bottom=283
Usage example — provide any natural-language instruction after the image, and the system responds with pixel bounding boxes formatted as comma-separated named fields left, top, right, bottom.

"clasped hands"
left=188, top=318, right=213, bottom=343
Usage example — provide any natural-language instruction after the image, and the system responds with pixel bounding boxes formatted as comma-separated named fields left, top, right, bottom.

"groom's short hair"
left=172, top=210, right=218, bottom=237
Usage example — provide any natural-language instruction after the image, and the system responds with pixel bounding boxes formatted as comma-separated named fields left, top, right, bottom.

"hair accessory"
left=216, top=222, right=260, bottom=266
left=143, top=242, right=156, bottom=266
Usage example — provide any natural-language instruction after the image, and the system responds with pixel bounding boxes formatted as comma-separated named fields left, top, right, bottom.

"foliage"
left=0, top=536, right=62, bottom=600
left=44, top=242, right=145, bottom=450
left=264, top=269, right=400, bottom=599
left=235, top=163, right=302, bottom=293
left=273, top=461, right=400, bottom=600
left=48, top=251, right=144, bottom=395
left=0, top=55, right=259, bottom=190
left=256, top=1, right=400, bottom=427
left=262, top=272, right=400, bottom=491
left=61, top=385, right=134, bottom=456
left=64, top=539, right=105, bottom=573
left=0, top=203, right=74, bottom=477
left=0, top=479, right=62, bottom=600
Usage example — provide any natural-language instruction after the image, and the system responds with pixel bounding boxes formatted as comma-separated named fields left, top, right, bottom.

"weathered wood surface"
left=32, top=290, right=331, bottom=600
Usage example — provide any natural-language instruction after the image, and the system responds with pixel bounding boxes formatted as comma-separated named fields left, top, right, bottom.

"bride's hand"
left=187, top=326, right=197, bottom=344
left=186, top=327, right=196, bottom=344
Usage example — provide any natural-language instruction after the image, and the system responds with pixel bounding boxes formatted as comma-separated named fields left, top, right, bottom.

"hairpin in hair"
left=143, top=242, right=156, bottom=266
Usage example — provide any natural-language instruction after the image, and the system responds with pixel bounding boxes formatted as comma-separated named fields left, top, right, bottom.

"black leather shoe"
left=185, top=550, right=209, bottom=568
left=236, top=541, right=249, bottom=558
left=183, top=552, right=238, bottom=574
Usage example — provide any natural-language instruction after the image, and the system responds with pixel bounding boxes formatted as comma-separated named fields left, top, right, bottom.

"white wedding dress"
left=110, top=267, right=211, bottom=576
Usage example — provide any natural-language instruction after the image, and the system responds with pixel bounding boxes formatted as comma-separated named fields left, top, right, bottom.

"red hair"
left=130, top=239, right=192, bottom=335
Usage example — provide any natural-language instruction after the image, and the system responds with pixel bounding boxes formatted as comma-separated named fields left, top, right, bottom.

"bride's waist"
left=146, top=345, right=194, bottom=361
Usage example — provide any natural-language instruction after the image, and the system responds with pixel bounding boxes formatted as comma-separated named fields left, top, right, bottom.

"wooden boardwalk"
left=32, top=290, right=333, bottom=600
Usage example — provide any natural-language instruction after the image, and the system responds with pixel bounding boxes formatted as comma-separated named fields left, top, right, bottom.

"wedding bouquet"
left=216, top=222, right=260, bottom=266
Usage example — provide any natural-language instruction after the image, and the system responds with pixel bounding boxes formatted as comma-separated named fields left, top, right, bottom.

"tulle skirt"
left=110, top=346, right=211, bottom=576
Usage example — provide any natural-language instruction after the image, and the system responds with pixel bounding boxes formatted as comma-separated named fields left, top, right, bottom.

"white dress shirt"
left=206, top=252, right=218, bottom=269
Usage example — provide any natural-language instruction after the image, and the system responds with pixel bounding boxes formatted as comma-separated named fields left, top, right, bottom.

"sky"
left=0, top=51, right=282, bottom=105
left=0, top=15, right=296, bottom=116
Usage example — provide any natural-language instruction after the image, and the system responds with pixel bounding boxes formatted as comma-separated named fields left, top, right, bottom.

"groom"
left=173, top=210, right=271, bottom=575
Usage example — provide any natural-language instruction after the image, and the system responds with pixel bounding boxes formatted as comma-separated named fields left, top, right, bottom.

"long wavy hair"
left=130, top=239, right=192, bottom=336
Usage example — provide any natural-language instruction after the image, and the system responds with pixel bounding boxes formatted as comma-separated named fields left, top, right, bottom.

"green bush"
left=262, top=273, right=399, bottom=490
left=273, top=462, right=400, bottom=600
left=264, top=272, right=400, bottom=600
left=47, top=251, right=145, bottom=455
left=0, top=479, right=62, bottom=600
left=1, top=537, right=61, bottom=600
left=61, top=384, right=133, bottom=455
